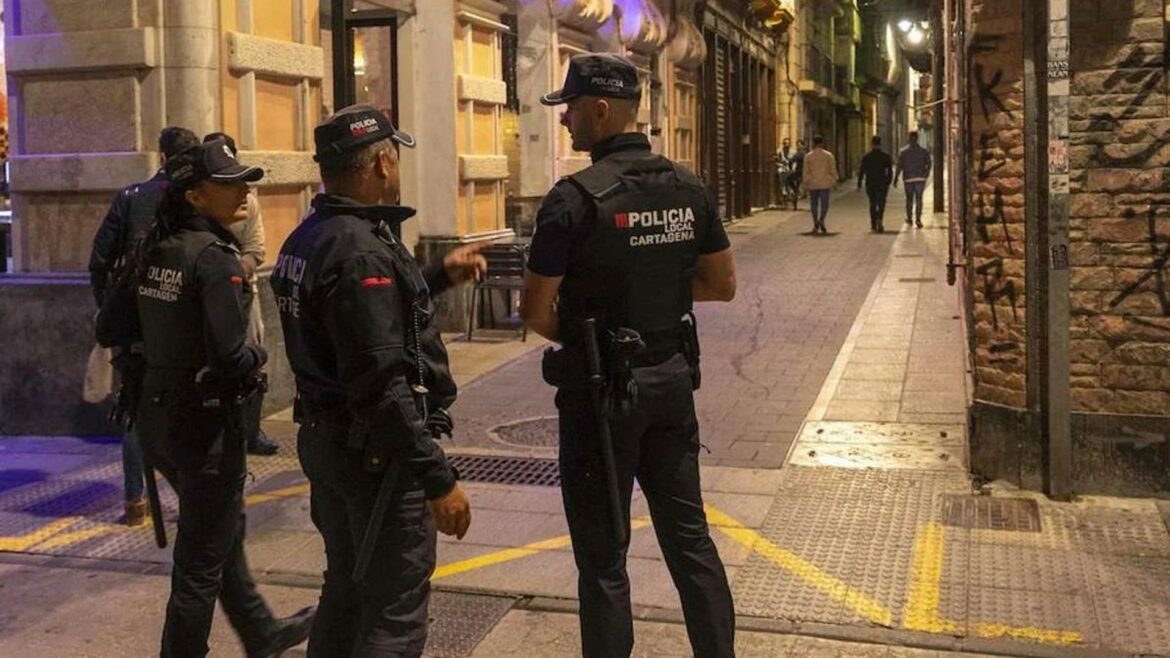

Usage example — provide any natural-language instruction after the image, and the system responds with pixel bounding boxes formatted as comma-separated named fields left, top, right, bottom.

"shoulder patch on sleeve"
left=361, top=276, right=394, bottom=288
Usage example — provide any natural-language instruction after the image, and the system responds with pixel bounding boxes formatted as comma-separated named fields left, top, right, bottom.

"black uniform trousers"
left=137, top=383, right=275, bottom=658
left=297, top=420, right=436, bottom=658
left=865, top=182, right=889, bottom=230
left=555, top=353, right=735, bottom=658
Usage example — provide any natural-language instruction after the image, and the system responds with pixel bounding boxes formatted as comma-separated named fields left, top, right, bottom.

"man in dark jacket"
left=88, top=126, right=198, bottom=526
left=272, top=105, right=484, bottom=657
left=522, top=53, right=737, bottom=658
left=857, top=135, right=894, bottom=232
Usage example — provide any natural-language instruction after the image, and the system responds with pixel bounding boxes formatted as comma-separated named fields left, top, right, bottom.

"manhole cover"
left=489, top=417, right=559, bottom=448
left=448, top=454, right=560, bottom=487
left=941, top=495, right=1041, bottom=532
left=898, top=277, right=937, bottom=283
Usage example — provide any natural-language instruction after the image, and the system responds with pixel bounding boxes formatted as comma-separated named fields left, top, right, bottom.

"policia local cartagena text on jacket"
left=521, top=53, right=739, bottom=658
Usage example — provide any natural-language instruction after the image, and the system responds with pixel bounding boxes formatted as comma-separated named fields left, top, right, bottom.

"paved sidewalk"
left=450, top=189, right=901, bottom=467
left=2, top=190, right=1169, bottom=657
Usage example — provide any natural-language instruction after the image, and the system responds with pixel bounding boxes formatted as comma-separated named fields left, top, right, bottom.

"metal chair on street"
left=467, top=243, right=528, bottom=342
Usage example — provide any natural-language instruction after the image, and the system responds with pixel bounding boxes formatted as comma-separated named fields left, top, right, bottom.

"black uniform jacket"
left=89, top=171, right=169, bottom=306
left=858, top=148, right=894, bottom=188
left=135, top=214, right=265, bottom=383
left=271, top=194, right=457, bottom=499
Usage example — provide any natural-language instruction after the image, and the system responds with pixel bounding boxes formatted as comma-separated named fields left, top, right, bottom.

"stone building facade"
left=956, top=0, right=1170, bottom=495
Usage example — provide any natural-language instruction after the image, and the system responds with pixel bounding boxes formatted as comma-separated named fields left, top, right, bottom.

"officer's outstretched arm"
left=693, top=249, right=736, bottom=302
left=197, top=248, right=267, bottom=378
left=520, top=271, right=563, bottom=342
left=322, top=254, right=458, bottom=500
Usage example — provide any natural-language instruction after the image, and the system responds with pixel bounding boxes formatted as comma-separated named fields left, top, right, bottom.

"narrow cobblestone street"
left=450, top=188, right=901, bottom=467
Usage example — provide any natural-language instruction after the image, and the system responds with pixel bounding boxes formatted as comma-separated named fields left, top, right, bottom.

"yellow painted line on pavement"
left=903, top=522, right=1082, bottom=645
left=0, top=518, right=77, bottom=551
left=32, top=522, right=124, bottom=551
left=0, top=479, right=312, bottom=555
left=704, top=505, right=895, bottom=627
left=433, top=516, right=653, bottom=581
left=245, top=482, right=310, bottom=506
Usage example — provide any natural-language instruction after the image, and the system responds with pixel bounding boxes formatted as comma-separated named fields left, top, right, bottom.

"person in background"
left=894, top=130, right=932, bottom=228
left=801, top=135, right=838, bottom=235
left=204, top=132, right=279, bottom=456
left=89, top=126, right=199, bottom=526
left=857, top=135, right=894, bottom=233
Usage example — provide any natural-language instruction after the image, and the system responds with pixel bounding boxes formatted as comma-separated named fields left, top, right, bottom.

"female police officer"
left=135, top=139, right=314, bottom=657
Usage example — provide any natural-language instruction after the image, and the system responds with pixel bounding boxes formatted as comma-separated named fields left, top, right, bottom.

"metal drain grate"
left=448, top=455, right=560, bottom=487
left=941, top=495, right=1042, bottom=532
left=898, top=277, right=937, bottom=283
left=424, top=592, right=517, bottom=657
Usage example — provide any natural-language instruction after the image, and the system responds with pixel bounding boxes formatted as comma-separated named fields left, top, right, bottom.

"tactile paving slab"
left=731, top=466, right=1170, bottom=655
left=424, top=592, right=517, bottom=657
left=731, top=466, right=968, bottom=627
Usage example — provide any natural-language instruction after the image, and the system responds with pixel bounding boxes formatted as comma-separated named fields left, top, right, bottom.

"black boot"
left=248, top=607, right=316, bottom=658
left=247, top=429, right=279, bottom=456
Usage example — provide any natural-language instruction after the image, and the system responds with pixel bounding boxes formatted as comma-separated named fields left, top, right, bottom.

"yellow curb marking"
left=433, top=517, right=653, bottom=581
left=0, top=518, right=76, bottom=552
left=244, top=482, right=310, bottom=506
left=904, top=522, right=1083, bottom=645
left=704, top=505, right=895, bottom=627
left=0, top=478, right=314, bottom=554
left=32, top=522, right=125, bottom=551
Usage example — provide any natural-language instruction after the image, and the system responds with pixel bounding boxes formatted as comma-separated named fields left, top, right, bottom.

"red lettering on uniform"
left=361, top=276, right=394, bottom=288
left=615, top=213, right=629, bottom=228
left=230, top=276, right=243, bottom=285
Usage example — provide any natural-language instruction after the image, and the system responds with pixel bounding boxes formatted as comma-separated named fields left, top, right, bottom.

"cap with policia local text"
left=166, top=138, right=264, bottom=188
left=314, top=104, right=416, bottom=163
left=540, top=53, right=642, bottom=106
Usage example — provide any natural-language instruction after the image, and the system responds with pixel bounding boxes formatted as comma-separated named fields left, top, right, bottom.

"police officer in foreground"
left=134, top=139, right=314, bottom=657
left=271, top=105, right=479, bottom=657
left=520, top=54, right=739, bottom=658
left=89, top=126, right=200, bottom=526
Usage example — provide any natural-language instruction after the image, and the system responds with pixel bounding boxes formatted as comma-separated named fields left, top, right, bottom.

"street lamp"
left=897, top=19, right=913, bottom=32
left=906, top=27, right=925, bottom=45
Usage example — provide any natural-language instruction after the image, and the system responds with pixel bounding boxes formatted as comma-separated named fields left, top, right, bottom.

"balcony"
left=800, top=45, right=835, bottom=98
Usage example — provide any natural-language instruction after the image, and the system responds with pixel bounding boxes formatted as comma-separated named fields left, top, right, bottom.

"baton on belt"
left=582, top=318, right=627, bottom=544
left=351, top=384, right=429, bottom=583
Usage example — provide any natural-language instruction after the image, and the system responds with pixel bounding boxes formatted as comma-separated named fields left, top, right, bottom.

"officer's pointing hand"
left=443, top=242, right=491, bottom=285
left=428, top=482, right=472, bottom=539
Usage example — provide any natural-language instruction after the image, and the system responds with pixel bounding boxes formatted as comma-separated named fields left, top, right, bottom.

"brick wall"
left=1068, top=0, right=1170, bottom=415
left=967, top=0, right=1028, bottom=409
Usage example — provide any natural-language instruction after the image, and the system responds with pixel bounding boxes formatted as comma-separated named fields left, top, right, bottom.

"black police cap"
left=540, top=53, right=642, bottom=106
left=314, top=104, right=415, bottom=163
left=166, top=138, right=264, bottom=188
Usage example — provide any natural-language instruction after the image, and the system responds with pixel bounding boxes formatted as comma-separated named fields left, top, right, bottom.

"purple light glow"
left=615, top=0, right=646, bottom=42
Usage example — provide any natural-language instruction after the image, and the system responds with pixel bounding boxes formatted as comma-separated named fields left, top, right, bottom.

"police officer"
left=134, top=139, right=314, bottom=657
left=520, top=54, right=739, bottom=658
left=89, top=126, right=199, bottom=526
left=271, top=105, right=478, bottom=657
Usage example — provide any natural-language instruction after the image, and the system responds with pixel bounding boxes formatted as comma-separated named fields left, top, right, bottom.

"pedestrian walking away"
left=271, top=104, right=485, bottom=657
left=857, top=135, right=894, bottom=233
left=88, top=126, right=200, bottom=527
left=894, top=130, right=932, bottom=228
left=522, top=53, right=738, bottom=658
left=801, top=134, right=838, bottom=234
left=114, top=139, right=315, bottom=657
left=205, top=131, right=280, bottom=457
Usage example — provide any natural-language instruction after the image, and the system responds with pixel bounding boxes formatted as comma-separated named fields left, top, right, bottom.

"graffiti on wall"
left=1108, top=204, right=1170, bottom=318
left=971, top=35, right=1019, bottom=334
